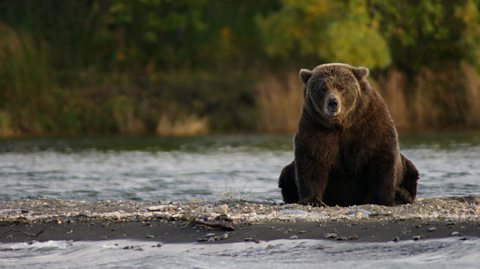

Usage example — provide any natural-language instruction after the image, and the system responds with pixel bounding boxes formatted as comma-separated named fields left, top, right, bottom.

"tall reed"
left=256, top=72, right=303, bottom=133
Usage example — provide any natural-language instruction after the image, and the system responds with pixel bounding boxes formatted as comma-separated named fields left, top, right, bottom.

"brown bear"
left=279, top=63, right=419, bottom=206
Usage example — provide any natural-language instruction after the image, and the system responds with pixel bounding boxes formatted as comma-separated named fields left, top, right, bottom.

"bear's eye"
left=314, top=83, right=327, bottom=92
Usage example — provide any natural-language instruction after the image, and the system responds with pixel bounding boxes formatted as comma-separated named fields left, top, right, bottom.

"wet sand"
left=1, top=219, right=479, bottom=244
left=1, top=196, right=479, bottom=243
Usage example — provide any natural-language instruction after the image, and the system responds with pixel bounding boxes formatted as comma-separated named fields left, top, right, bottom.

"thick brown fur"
left=279, top=63, right=419, bottom=206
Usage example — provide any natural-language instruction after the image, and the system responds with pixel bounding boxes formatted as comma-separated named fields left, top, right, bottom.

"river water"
left=0, top=132, right=479, bottom=202
left=0, top=132, right=479, bottom=268
left=1, top=238, right=480, bottom=269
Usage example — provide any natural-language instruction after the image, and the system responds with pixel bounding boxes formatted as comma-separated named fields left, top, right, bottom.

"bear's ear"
left=299, top=69, right=312, bottom=84
left=352, top=67, right=369, bottom=80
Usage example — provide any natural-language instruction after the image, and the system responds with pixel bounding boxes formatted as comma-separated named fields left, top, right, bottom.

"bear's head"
left=299, top=63, right=369, bottom=128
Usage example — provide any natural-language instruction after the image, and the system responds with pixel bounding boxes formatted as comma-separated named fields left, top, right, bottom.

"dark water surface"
left=0, top=132, right=479, bottom=202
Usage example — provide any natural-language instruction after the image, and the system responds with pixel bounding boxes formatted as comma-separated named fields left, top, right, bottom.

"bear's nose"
left=327, top=97, right=338, bottom=111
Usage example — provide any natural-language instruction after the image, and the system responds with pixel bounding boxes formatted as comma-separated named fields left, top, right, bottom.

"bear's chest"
left=324, top=144, right=370, bottom=206
left=335, top=139, right=370, bottom=173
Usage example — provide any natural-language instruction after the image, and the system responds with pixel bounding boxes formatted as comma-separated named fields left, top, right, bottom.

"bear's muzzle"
left=325, top=95, right=341, bottom=117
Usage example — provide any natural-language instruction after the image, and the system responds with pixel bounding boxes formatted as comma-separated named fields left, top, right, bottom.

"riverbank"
left=1, top=196, right=479, bottom=243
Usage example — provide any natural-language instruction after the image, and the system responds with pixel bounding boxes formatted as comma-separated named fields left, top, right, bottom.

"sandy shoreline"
left=1, top=196, right=479, bottom=243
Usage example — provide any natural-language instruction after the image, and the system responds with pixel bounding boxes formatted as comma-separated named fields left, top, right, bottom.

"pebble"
left=348, top=235, right=359, bottom=240
left=451, top=231, right=462, bottom=236
left=393, top=237, right=400, bottom=242
left=427, top=227, right=437, bottom=232
left=413, top=235, right=423, bottom=241
left=146, top=234, right=155, bottom=239
left=147, top=205, right=167, bottom=211
left=213, top=204, right=229, bottom=215
left=123, top=245, right=143, bottom=250
left=197, top=232, right=229, bottom=242
left=324, top=233, right=338, bottom=239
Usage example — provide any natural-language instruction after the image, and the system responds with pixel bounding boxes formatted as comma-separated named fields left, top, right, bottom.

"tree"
left=369, top=0, right=480, bottom=74
left=257, top=0, right=390, bottom=68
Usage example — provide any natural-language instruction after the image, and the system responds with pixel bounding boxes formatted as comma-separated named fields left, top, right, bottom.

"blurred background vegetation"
left=1, top=0, right=480, bottom=137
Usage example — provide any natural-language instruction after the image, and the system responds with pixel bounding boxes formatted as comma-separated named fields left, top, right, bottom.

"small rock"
left=459, top=237, right=468, bottom=241
left=324, top=233, right=338, bottom=239
left=147, top=205, right=167, bottom=212
left=204, top=233, right=216, bottom=238
left=221, top=233, right=229, bottom=240
left=348, top=235, right=359, bottom=240
left=336, top=237, right=348, bottom=241
left=289, top=235, right=298, bottom=239
left=413, top=235, right=423, bottom=241
left=146, top=234, right=155, bottom=239
left=213, top=204, right=229, bottom=215
left=393, top=237, right=400, bottom=242
left=427, top=227, right=437, bottom=232
left=298, top=230, right=307, bottom=234
left=451, top=231, right=462, bottom=236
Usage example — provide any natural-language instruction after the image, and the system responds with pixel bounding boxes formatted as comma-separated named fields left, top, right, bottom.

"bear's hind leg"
left=279, top=161, right=299, bottom=203
left=395, top=154, right=419, bottom=204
